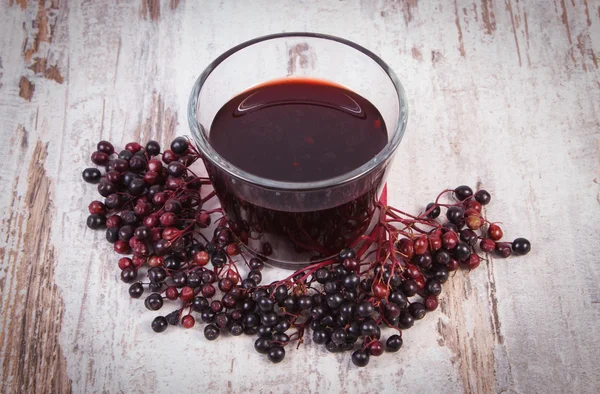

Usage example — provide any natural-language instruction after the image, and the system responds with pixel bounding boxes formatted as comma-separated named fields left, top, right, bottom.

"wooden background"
left=1, top=0, right=599, bottom=393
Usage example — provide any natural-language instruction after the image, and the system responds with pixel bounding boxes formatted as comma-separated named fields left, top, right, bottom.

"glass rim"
left=187, top=32, right=408, bottom=191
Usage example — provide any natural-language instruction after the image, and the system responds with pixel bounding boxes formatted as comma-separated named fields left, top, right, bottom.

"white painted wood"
left=0, top=0, right=599, bottom=393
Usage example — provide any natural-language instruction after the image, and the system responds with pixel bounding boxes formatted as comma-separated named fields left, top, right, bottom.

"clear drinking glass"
left=188, top=32, right=408, bottom=269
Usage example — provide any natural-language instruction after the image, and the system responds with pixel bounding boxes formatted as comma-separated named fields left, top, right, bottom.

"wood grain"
left=1, top=0, right=599, bottom=393
left=0, top=134, right=71, bottom=394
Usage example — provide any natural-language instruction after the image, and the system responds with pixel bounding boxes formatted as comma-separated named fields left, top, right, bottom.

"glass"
left=188, top=32, right=408, bottom=269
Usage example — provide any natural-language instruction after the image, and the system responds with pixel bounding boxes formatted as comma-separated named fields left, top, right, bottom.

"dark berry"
left=475, top=189, right=491, bottom=205
left=512, top=238, right=531, bottom=255
left=460, top=229, right=478, bottom=246
left=91, top=151, right=109, bottom=166
left=425, top=295, right=439, bottom=311
left=401, top=280, right=418, bottom=297
left=339, top=247, right=356, bottom=260
left=191, top=296, right=209, bottom=312
left=442, top=222, right=459, bottom=233
left=446, top=206, right=464, bottom=224
left=163, top=255, right=181, bottom=270
left=128, top=282, right=144, bottom=298
left=453, top=242, right=471, bottom=261
left=145, top=140, right=161, bottom=156
left=389, top=291, right=408, bottom=308
left=342, top=274, right=360, bottom=289
left=414, top=253, right=432, bottom=268
left=151, top=316, right=168, bottom=333
left=496, top=243, right=512, bottom=258
left=167, top=161, right=186, bottom=177
left=129, top=155, right=147, bottom=172
left=326, top=293, right=344, bottom=309
left=204, top=324, right=220, bottom=340
left=120, top=267, right=137, bottom=283
left=128, top=178, right=145, bottom=196
left=386, top=335, right=403, bottom=352
left=384, top=302, right=401, bottom=319
left=148, top=267, right=167, bottom=283
left=282, top=296, right=297, bottom=312
left=121, top=210, right=139, bottom=225
left=339, top=301, right=356, bottom=317
left=86, top=214, right=106, bottom=229
left=357, top=301, right=374, bottom=317
left=297, top=295, right=313, bottom=310
left=426, top=202, right=441, bottom=219
left=201, top=310, right=216, bottom=323
left=145, top=293, right=163, bottom=311
left=326, top=341, right=342, bottom=353
left=257, top=325, right=272, bottom=338
left=454, top=185, right=473, bottom=201
left=109, top=158, right=129, bottom=173
left=118, top=225, right=134, bottom=241
left=272, top=332, right=290, bottom=344
left=242, top=278, right=256, bottom=289
left=82, top=168, right=102, bottom=183
left=172, top=271, right=187, bottom=288
left=432, top=264, right=450, bottom=283
left=398, top=311, right=414, bottom=329
left=229, top=322, right=244, bottom=336
left=254, top=337, right=271, bottom=354
left=331, top=328, right=347, bottom=345
left=258, top=297, right=275, bottom=312
left=242, top=312, right=259, bottom=327
left=434, top=250, right=450, bottom=265
left=409, top=302, right=427, bottom=320
left=425, top=279, right=442, bottom=296
left=274, top=285, right=288, bottom=302
left=215, top=313, right=230, bottom=329
left=352, top=350, right=370, bottom=367
left=249, top=257, right=264, bottom=271
left=170, top=137, right=189, bottom=155
left=360, top=319, right=378, bottom=337
left=315, top=268, right=331, bottom=284
left=312, top=329, right=329, bottom=344
left=366, top=341, right=383, bottom=357
left=97, top=140, right=114, bottom=155
left=267, top=346, right=285, bottom=363
left=105, top=227, right=119, bottom=243
left=104, top=194, right=122, bottom=209
left=273, top=319, right=290, bottom=333
left=211, top=250, right=227, bottom=268
left=118, top=150, right=133, bottom=160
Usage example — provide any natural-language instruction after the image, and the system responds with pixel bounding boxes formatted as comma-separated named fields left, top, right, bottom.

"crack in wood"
left=19, top=76, right=35, bottom=101
left=141, top=0, right=161, bottom=21
left=560, top=0, right=573, bottom=44
left=454, top=0, right=466, bottom=57
left=506, top=0, right=522, bottom=66
left=481, top=0, right=497, bottom=34
left=9, top=0, right=27, bottom=9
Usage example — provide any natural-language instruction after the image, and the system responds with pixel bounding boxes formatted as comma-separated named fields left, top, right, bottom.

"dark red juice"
left=207, top=78, right=388, bottom=265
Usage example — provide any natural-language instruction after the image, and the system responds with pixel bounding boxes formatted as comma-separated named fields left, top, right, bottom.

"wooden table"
left=1, top=1, right=599, bottom=393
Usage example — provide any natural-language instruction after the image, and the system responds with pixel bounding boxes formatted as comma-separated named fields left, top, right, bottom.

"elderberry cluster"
left=82, top=136, right=531, bottom=367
